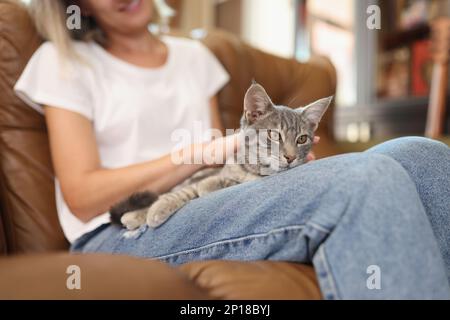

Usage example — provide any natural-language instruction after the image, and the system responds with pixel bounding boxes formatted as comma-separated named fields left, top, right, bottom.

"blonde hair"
left=28, top=0, right=173, bottom=60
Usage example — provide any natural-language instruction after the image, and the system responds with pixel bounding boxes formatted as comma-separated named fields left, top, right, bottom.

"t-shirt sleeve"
left=195, top=41, right=230, bottom=99
left=14, top=42, right=94, bottom=120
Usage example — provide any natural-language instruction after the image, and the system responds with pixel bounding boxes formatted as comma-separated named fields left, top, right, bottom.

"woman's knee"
left=307, top=153, right=412, bottom=197
left=391, top=136, right=448, bottom=152
left=351, top=153, right=411, bottom=186
left=297, top=153, right=418, bottom=231
left=367, top=136, right=450, bottom=165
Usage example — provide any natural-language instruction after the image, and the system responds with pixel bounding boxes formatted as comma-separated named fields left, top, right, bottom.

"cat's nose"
left=284, top=154, right=296, bottom=164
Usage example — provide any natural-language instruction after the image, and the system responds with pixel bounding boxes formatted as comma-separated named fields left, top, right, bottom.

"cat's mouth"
left=259, top=155, right=304, bottom=174
left=276, top=159, right=303, bottom=171
left=271, top=162, right=292, bottom=172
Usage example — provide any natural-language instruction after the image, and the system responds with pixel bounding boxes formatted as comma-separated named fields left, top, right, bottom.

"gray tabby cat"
left=110, top=82, right=332, bottom=230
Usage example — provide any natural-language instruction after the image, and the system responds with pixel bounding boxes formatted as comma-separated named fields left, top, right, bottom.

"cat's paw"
left=121, top=210, right=147, bottom=230
left=146, top=197, right=181, bottom=228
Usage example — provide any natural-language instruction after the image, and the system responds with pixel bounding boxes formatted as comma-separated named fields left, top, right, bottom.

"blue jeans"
left=71, top=137, right=450, bottom=299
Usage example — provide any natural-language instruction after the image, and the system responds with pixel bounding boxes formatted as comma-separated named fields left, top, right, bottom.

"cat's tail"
left=109, top=191, right=159, bottom=226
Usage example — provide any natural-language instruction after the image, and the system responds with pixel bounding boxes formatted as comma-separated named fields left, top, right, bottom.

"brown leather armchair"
left=0, top=0, right=336, bottom=299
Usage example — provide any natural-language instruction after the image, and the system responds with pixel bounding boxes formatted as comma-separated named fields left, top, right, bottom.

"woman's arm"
left=45, top=107, right=208, bottom=223
left=209, top=96, right=225, bottom=133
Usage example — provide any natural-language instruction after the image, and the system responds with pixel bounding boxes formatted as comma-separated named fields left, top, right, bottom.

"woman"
left=15, top=0, right=449, bottom=299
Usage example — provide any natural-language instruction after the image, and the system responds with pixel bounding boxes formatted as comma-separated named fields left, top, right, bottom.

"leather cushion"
left=0, top=252, right=208, bottom=299
left=0, top=252, right=321, bottom=300
left=181, top=260, right=322, bottom=300
left=0, top=0, right=68, bottom=253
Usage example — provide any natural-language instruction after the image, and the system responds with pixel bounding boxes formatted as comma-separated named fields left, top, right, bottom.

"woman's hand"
left=201, top=133, right=240, bottom=167
left=306, top=136, right=321, bottom=162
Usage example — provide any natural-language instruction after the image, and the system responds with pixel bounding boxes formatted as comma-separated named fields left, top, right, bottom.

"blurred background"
left=161, top=0, right=450, bottom=148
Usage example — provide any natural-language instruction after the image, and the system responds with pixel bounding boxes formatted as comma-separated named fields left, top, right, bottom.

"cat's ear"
left=244, top=82, right=274, bottom=123
left=297, top=96, right=333, bottom=131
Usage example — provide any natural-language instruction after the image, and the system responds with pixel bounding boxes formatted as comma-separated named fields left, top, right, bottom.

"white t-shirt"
left=14, top=36, right=230, bottom=243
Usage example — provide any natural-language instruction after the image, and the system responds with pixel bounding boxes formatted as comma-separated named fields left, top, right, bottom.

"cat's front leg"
left=146, top=185, right=198, bottom=228
left=121, top=209, right=147, bottom=230
left=196, top=176, right=238, bottom=197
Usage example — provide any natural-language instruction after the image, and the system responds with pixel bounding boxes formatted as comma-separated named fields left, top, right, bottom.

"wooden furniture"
left=426, top=17, right=450, bottom=139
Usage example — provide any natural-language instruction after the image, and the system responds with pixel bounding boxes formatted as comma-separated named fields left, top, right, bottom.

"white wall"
left=241, top=0, right=295, bottom=58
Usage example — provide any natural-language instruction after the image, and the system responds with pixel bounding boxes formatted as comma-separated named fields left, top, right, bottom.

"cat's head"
left=239, top=82, right=332, bottom=175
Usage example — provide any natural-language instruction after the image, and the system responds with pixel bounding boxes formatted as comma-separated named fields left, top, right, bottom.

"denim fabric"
left=71, top=137, right=450, bottom=299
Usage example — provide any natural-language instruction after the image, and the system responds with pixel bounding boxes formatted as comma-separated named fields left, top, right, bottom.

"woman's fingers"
left=306, top=152, right=316, bottom=162
left=201, top=134, right=239, bottom=167
left=222, top=133, right=240, bottom=156
left=307, top=136, right=320, bottom=162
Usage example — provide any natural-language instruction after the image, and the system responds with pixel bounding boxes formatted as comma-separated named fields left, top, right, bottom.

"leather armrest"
left=180, top=260, right=322, bottom=300
left=0, top=253, right=322, bottom=300
left=0, top=252, right=208, bottom=299
left=0, top=207, right=6, bottom=255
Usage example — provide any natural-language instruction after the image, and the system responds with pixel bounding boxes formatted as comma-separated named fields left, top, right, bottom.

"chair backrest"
left=425, top=17, right=450, bottom=139
left=201, top=30, right=337, bottom=134
left=0, top=1, right=336, bottom=254
left=0, top=0, right=69, bottom=254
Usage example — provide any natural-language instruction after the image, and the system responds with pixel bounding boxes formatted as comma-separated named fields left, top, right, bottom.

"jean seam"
left=152, top=225, right=306, bottom=260
left=315, top=245, right=340, bottom=300
left=307, top=221, right=332, bottom=234
left=71, top=223, right=110, bottom=252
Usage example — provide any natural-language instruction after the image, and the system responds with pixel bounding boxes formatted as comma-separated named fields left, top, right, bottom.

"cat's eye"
left=267, top=129, right=281, bottom=142
left=297, top=135, right=308, bottom=145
